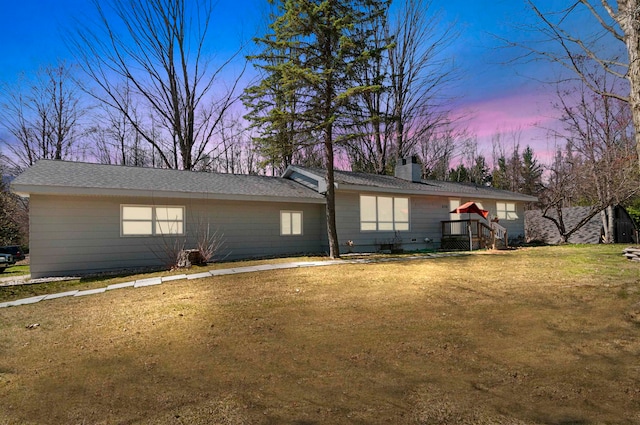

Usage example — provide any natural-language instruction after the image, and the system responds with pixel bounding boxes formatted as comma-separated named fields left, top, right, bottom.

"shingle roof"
left=525, top=207, right=602, bottom=244
left=13, top=160, right=538, bottom=203
left=12, top=160, right=325, bottom=202
left=292, top=166, right=538, bottom=202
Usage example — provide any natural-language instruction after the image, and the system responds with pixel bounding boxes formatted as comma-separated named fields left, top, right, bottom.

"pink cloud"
left=451, top=90, right=564, bottom=164
left=456, top=91, right=558, bottom=138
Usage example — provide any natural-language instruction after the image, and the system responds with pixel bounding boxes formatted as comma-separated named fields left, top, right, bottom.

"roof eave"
left=11, top=184, right=327, bottom=204
left=335, top=184, right=538, bottom=202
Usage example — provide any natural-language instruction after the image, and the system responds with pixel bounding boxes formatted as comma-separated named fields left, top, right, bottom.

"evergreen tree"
left=448, top=156, right=490, bottom=185
left=243, top=8, right=306, bottom=173
left=448, top=164, right=469, bottom=183
left=521, top=146, right=543, bottom=196
left=246, top=0, right=390, bottom=258
left=469, top=155, right=491, bottom=186
left=491, top=145, right=542, bottom=195
left=491, top=155, right=508, bottom=190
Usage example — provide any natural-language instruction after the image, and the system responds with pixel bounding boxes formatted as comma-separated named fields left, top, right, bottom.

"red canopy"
left=450, top=201, right=489, bottom=218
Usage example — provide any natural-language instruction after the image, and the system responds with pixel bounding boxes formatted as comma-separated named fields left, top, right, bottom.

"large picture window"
left=121, top=205, right=184, bottom=236
left=497, top=202, right=518, bottom=220
left=281, top=211, right=303, bottom=235
left=360, top=195, right=409, bottom=231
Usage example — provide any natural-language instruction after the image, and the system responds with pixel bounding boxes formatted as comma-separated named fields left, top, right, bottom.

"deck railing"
left=441, top=219, right=508, bottom=250
left=441, top=219, right=481, bottom=237
left=491, top=222, right=507, bottom=243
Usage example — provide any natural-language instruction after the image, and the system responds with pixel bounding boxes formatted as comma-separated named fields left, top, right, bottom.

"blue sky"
left=0, top=0, right=603, bottom=163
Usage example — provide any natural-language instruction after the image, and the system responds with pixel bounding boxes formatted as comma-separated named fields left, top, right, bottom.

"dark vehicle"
left=0, top=253, right=13, bottom=273
left=0, top=246, right=25, bottom=262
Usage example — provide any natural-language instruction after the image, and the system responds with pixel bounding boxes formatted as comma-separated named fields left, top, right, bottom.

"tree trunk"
left=324, top=129, right=340, bottom=259
left=627, top=56, right=640, bottom=169
left=600, top=208, right=613, bottom=243
left=607, top=205, right=615, bottom=243
left=619, top=0, right=640, bottom=168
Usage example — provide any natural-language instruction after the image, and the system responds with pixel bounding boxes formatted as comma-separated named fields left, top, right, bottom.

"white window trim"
left=497, top=202, right=518, bottom=221
left=121, top=205, right=185, bottom=237
left=360, top=195, right=410, bottom=232
left=280, top=210, right=303, bottom=236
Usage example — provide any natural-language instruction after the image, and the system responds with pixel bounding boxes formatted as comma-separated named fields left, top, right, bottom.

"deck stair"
left=441, top=219, right=508, bottom=251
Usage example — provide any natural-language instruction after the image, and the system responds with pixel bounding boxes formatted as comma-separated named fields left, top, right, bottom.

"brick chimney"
left=394, top=155, right=422, bottom=183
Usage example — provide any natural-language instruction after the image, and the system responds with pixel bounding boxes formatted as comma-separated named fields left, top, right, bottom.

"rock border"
left=0, top=253, right=468, bottom=309
left=623, top=247, right=640, bottom=262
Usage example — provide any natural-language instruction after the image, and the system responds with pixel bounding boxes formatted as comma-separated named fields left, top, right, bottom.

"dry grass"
left=1, top=245, right=639, bottom=424
left=0, top=256, right=327, bottom=302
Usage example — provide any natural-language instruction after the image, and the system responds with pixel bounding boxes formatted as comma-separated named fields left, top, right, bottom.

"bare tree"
left=344, top=2, right=393, bottom=174
left=515, top=0, right=640, bottom=167
left=90, top=83, right=153, bottom=167
left=538, top=147, right=588, bottom=243
left=0, top=63, right=87, bottom=169
left=0, top=160, right=29, bottom=247
left=551, top=73, right=639, bottom=242
left=388, top=0, right=457, bottom=160
left=418, top=125, right=460, bottom=180
left=203, top=112, right=260, bottom=175
left=345, top=0, right=458, bottom=174
left=71, top=0, right=245, bottom=170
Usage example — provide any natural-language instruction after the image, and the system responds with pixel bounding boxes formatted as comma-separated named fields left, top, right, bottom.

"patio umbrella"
left=450, top=202, right=489, bottom=250
left=450, top=201, right=490, bottom=218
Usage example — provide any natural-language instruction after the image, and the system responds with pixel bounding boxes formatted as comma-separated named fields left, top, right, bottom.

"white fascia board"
left=11, top=184, right=327, bottom=204
left=281, top=165, right=297, bottom=178
left=283, top=166, right=328, bottom=194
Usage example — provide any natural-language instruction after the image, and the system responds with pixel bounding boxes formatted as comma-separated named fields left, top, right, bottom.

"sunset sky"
left=0, top=0, right=615, bottom=164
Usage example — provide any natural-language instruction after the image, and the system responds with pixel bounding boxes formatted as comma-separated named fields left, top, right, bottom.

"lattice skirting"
left=440, top=237, right=481, bottom=251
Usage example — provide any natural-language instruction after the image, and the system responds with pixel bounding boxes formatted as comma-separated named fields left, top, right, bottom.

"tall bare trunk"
left=626, top=32, right=640, bottom=168
left=607, top=205, right=615, bottom=243
left=325, top=138, right=340, bottom=259
left=618, top=0, right=640, bottom=167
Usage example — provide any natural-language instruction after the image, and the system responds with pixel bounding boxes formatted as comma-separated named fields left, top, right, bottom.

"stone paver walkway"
left=0, top=253, right=463, bottom=309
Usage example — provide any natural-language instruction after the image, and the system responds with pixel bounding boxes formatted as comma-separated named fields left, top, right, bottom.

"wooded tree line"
left=0, top=0, right=639, bottom=250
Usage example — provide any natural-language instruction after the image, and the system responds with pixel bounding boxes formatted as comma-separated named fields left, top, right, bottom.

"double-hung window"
left=360, top=195, right=409, bottom=231
left=121, top=205, right=185, bottom=236
left=281, top=211, right=303, bottom=235
left=496, top=202, right=518, bottom=220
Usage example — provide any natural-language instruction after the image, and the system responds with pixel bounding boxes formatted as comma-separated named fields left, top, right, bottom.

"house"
left=525, top=206, right=639, bottom=244
left=12, top=159, right=537, bottom=278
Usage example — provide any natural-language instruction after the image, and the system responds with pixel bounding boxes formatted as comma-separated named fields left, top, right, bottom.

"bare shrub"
left=149, top=234, right=187, bottom=270
left=149, top=217, right=226, bottom=269
left=194, top=220, right=226, bottom=265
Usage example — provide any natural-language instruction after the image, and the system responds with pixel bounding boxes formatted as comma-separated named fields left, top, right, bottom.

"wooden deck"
left=441, top=219, right=508, bottom=251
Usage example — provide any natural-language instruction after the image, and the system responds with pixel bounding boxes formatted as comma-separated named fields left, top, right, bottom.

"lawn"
left=0, top=264, right=30, bottom=279
left=0, top=245, right=639, bottom=424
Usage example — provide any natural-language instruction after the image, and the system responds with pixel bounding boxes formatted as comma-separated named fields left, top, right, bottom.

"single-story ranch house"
left=12, top=159, right=537, bottom=278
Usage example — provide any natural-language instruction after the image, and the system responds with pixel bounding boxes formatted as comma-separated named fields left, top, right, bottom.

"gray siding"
left=334, top=191, right=449, bottom=252
left=29, top=195, right=325, bottom=278
left=334, top=190, right=528, bottom=253
left=28, top=190, right=529, bottom=277
left=469, top=198, right=528, bottom=242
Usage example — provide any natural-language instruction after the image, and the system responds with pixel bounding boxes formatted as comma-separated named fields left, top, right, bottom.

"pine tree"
left=470, top=155, right=491, bottom=186
left=243, top=5, right=306, bottom=173
left=521, top=146, right=543, bottom=196
left=448, top=164, right=469, bottom=183
left=246, top=0, right=391, bottom=258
